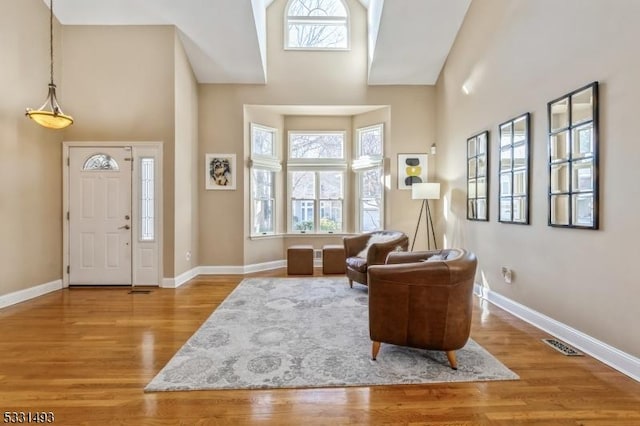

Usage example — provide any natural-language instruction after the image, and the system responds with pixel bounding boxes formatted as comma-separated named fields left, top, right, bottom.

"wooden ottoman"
left=322, top=244, right=346, bottom=274
left=287, top=245, right=314, bottom=275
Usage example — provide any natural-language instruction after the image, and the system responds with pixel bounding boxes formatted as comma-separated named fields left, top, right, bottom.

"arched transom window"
left=285, top=0, right=349, bottom=50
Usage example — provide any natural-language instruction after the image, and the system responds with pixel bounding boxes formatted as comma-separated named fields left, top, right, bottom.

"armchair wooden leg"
left=372, top=341, right=381, bottom=360
left=446, top=350, right=458, bottom=370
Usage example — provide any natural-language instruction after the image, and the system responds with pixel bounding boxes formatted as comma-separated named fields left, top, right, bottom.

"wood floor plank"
left=0, top=270, right=638, bottom=425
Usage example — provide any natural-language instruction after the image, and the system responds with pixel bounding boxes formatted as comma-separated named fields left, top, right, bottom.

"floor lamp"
left=411, top=182, right=440, bottom=251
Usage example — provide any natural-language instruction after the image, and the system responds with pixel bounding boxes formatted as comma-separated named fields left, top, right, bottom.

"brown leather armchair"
left=343, top=231, right=409, bottom=288
left=368, top=248, right=478, bottom=369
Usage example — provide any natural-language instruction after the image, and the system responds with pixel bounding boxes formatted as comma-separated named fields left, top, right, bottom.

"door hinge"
left=66, top=211, right=70, bottom=221
left=67, top=157, right=70, bottom=166
left=67, top=265, right=70, bottom=274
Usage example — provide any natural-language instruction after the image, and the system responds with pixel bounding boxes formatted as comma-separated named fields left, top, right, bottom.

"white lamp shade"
left=412, top=182, right=440, bottom=200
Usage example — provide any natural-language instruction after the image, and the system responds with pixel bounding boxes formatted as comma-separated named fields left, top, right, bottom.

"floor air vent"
left=542, top=338, right=583, bottom=356
left=129, top=289, right=152, bottom=294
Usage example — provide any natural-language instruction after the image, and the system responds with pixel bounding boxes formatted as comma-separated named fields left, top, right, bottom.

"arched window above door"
left=83, top=154, right=119, bottom=171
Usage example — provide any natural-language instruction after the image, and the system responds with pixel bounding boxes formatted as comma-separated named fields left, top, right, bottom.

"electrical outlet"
left=186, top=251, right=192, bottom=261
left=501, top=266, right=512, bottom=284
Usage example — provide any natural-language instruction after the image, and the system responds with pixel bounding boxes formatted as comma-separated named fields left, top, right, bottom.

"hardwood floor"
left=1, top=269, right=638, bottom=425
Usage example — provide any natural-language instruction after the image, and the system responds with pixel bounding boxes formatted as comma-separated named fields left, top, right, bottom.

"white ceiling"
left=48, top=0, right=470, bottom=85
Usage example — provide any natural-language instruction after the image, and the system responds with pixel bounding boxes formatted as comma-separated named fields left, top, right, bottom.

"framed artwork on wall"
left=397, top=153, right=428, bottom=190
left=205, top=153, right=237, bottom=190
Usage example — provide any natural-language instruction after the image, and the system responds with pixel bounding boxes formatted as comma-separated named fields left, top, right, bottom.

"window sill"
left=249, top=233, right=359, bottom=241
left=286, top=233, right=356, bottom=238
left=249, top=233, right=285, bottom=241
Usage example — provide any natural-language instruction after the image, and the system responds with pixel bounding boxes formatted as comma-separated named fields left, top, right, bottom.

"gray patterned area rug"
left=145, top=277, right=518, bottom=391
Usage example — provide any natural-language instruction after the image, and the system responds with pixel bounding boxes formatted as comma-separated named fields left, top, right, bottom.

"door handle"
left=118, top=224, right=131, bottom=230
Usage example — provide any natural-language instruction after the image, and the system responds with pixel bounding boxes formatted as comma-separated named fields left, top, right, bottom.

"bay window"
left=288, top=132, right=345, bottom=233
left=250, top=123, right=280, bottom=236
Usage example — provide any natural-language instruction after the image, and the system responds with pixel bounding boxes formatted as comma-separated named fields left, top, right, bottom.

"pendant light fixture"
left=25, top=0, right=73, bottom=130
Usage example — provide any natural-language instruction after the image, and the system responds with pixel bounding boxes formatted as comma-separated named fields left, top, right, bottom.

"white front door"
left=69, top=147, right=132, bottom=285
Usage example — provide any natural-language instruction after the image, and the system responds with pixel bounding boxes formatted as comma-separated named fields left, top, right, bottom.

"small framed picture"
left=205, top=153, right=236, bottom=190
left=397, top=153, right=428, bottom=190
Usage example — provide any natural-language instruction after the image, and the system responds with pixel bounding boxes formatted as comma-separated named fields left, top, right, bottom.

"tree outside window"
left=285, top=0, right=349, bottom=49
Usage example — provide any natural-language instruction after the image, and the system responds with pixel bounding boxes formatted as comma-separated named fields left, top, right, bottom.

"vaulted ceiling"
left=49, top=0, right=470, bottom=85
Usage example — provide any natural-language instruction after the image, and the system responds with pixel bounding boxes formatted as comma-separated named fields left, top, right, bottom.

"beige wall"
left=199, top=0, right=437, bottom=266
left=174, top=33, right=199, bottom=276
left=61, top=25, right=177, bottom=278
left=436, top=0, right=640, bottom=356
left=0, top=0, right=63, bottom=296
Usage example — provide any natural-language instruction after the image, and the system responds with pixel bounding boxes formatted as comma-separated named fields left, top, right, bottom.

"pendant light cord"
left=49, top=0, right=54, bottom=85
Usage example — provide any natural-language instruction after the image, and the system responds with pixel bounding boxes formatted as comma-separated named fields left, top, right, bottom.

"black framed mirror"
left=547, top=82, right=599, bottom=229
left=467, top=130, right=489, bottom=221
left=499, top=113, right=530, bottom=224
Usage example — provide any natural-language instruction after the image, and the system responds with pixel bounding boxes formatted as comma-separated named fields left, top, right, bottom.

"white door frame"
left=62, top=141, right=164, bottom=288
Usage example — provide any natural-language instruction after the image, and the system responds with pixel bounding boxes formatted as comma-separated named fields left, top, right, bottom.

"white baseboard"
left=162, top=267, right=201, bottom=289
left=200, top=260, right=287, bottom=275
left=474, top=284, right=640, bottom=382
left=164, top=260, right=288, bottom=287
left=243, top=260, right=287, bottom=274
left=0, top=279, right=63, bottom=310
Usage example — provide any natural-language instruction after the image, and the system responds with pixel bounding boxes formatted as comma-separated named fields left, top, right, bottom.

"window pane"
left=290, top=133, right=344, bottom=159
left=360, top=199, right=381, bottom=232
left=319, top=200, right=342, bottom=232
left=140, top=158, right=154, bottom=241
left=288, top=24, right=347, bottom=49
left=290, top=171, right=315, bottom=199
left=319, top=171, right=343, bottom=199
left=252, top=126, right=274, bottom=157
left=288, top=0, right=347, bottom=17
left=359, top=126, right=383, bottom=157
left=361, top=168, right=382, bottom=198
left=292, top=200, right=315, bottom=231
left=84, top=154, right=119, bottom=171
left=287, top=0, right=348, bottom=49
left=253, top=199, right=274, bottom=234
left=359, top=167, right=382, bottom=232
left=252, top=169, right=273, bottom=199
left=252, top=169, right=275, bottom=235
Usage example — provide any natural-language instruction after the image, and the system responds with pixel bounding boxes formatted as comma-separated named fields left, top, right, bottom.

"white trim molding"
left=162, top=267, right=201, bottom=289
left=200, top=260, right=287, bottom=276
left=164, top=260, right=288, bottom=288
left=0, top=280, right=63, bottom=310
left=474, top=284, right=640, bottom=382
